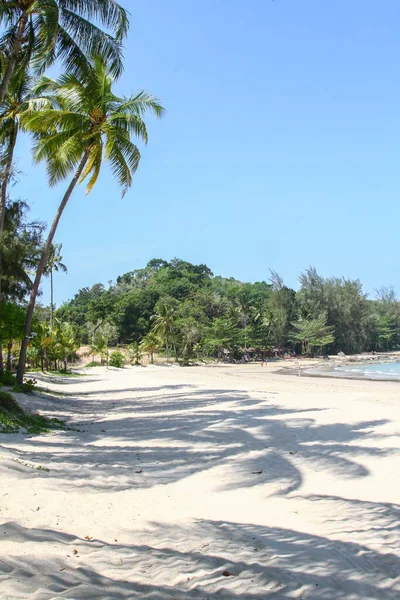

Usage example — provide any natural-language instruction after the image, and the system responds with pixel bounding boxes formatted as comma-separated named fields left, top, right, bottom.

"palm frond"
left=117, top=91, right=165, bottom=118
left=58, top=0, right=129, bottom=41
left=59, top=9, right=123, bottom=78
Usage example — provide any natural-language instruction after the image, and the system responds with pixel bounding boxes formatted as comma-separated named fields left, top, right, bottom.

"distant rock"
left=337, top=351, right=346, bottom=357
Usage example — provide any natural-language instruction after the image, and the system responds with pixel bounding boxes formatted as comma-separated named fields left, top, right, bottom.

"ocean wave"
left=334, top=362, right=400, bottom=379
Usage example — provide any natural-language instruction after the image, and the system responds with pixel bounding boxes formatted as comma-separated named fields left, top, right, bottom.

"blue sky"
left=13, top=0, right=400, bottom=305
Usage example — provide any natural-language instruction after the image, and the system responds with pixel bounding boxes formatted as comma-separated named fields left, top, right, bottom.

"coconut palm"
left=16, top=55, right=164, bottom=383
left=0, top=0, right=129, bottom=103
left=151, top=298, right=178, bottom=363
left=128, top=341, right=143, bottom=366
left=139, top=332, right=159, bottom=364
left=44, top=242, right=67, bottom=328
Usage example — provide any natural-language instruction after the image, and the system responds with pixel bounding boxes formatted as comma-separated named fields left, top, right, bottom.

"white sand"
left=0, top=364, right=400, bottom=599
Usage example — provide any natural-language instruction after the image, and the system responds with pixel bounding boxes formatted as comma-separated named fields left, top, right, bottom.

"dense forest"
left=37, top=257, right=400, bottom=365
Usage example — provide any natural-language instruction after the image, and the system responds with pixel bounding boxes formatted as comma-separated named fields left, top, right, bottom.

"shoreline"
left=276, top=350, right=400, bottom=382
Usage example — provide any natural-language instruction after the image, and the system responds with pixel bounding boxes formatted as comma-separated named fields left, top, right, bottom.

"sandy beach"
left=1, top=363, right=399, bottom=599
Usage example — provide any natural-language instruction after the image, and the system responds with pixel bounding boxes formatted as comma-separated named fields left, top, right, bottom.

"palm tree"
left=0, top=0, right=129, bottom=103
left=151, top=298, right=178, bottom=363
left=16, top=55, right=164, bottom=383
left=44, top=243, right=67, bottom=328
left=128, top=341, right=143, bottom=366
left=139, top=332, right=159, bottom=364
left=53, top=318, right=78, bottom=371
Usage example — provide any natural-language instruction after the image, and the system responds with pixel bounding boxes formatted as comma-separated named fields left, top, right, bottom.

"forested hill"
left=54, top=258, right=400, bottom=358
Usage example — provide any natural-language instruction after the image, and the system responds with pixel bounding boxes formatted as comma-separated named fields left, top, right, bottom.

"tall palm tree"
left=0, top=0, right=129, bottom=103
left=16, top=55, right=164, bottom=383
left=44, top=242, right=67, bottom=328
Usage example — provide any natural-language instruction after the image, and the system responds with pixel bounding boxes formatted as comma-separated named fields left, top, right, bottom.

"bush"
left=0, top=370, right=16, bottom=386
left=12, top=378, right=37, bottom=394
left=109, top=351, right=125, bottom=368
left=0, top=391, right=22, bottom=413
left=85, top=361, right=102, bottom=368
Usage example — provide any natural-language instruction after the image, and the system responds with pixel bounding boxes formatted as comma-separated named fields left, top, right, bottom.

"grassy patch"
left=29, top=369, right=83, bottom=378
left=0, top=391, right=68, bottom=435
left=46, top=370, right=82, bottom=377
left=36, top=386, right=65, bottom=397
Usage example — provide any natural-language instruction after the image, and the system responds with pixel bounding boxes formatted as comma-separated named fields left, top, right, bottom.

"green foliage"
left=47, top=258, right=400, bottom=361
left=12, top=378, right=37, bottom=394
left=0, top=201, right=45, bottom=302
left=291, top=313, right=335, bottom=355
left=89, top=321, right=118, bottom=366
left=151, top=296, right=179, bottom=361
left=21, top=55, right=164, bottom=197
left=0, top=390, right=21, bottom=412
left=0, top=0, right=129, bottom=86
left=109, top=351, right=125, bottom=368
left=139, top=332, right=159, bottom=364
left=28, top=318, right=79, bottom=371
left=85, top=361, right=102, bottom=368
left=0, top=370, right=16, bottom=386
left=0, top=406, right=67, bottom=434
left=128, top=342, right=143, bottom=366
left=0, top=391, right=67, bottom=434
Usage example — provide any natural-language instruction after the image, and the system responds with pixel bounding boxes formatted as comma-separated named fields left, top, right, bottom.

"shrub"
left=109, top=351, right=125, bottom=368
left=85, top=361, right=102, bottom=368
left=0, top=370, right=16, bottom=386
left=12, top=378, right=37, bottom=394
left=0, top=391, right=22, bottom=413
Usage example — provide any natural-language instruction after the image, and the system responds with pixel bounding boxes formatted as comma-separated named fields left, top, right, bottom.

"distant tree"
left=44, top=243, right=67, bottom=328
left=128, top=342, right=143, bottom=366
left=0, top=302, right=26, bottom=371
left=90, top=322, right=117, bottom=367
left=151, top=297, right=179, bottom=362
left=139, top=332, right=159, bottom=364
left=290, top=314, right=335, bottom=355
left=53, top=319, right=79, bottom=371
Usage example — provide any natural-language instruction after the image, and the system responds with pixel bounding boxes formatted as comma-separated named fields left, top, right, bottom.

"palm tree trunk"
left=16, top=152, right=89, bottom=384
left=0, top=14, right=28, bottom=103
left=50, top=268, right=54, bottom=328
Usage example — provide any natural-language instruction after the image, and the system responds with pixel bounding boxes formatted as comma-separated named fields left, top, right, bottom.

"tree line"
left=46, top=258, right=400, bottom=364
left=0, top=1, right=164, bottom=382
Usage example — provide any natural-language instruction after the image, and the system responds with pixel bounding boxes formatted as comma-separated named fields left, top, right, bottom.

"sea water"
left=334, top=362, right=400, bottom=380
